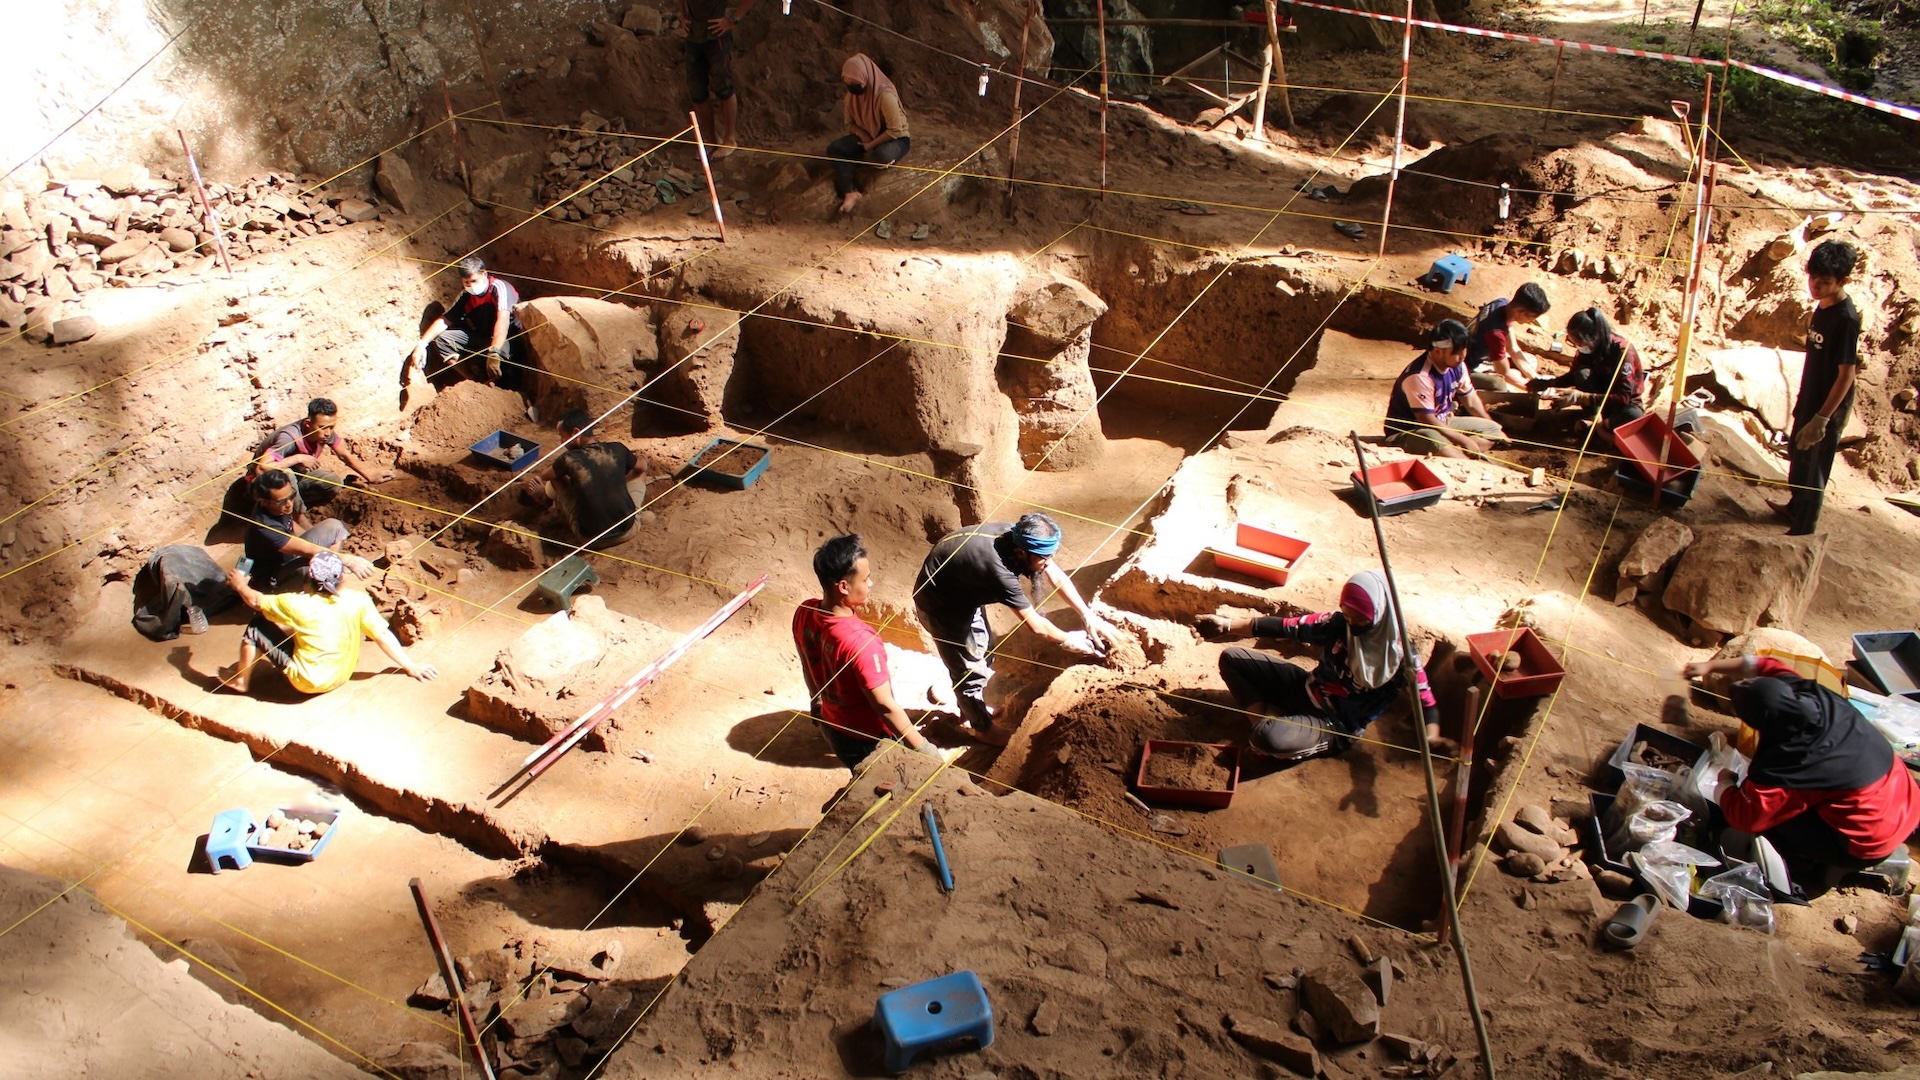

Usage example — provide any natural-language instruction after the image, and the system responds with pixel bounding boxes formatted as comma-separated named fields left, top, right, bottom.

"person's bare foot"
left=216, top=664, right=250, bottom=694
left=1764, top=498, right=1792, bottom=521
left=837, top=191, right=862, bottom=215
left=710, top=143, right=735, bottom=161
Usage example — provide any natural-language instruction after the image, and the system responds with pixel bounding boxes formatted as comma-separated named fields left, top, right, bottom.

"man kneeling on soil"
left=244, top=468, right=377, bottom=592
left=531, top=409, right=650, bottom=549
left=219, top=550, right=437, bottom=694
left=794, top=534, right=948, bottom=772
left=255, top=396, right=394, bottom=512
left=1384, top=318, right=1504, bottom=458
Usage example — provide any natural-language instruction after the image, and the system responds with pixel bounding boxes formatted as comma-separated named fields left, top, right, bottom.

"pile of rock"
left=1223, top=951, right=1457, bottom=1078
left=1495, top=803, right=1587, bottom=882
left=1, top=164, right=385, bottom=343
left=1612, top=519, right=1826, bottom=646
left=534, top=112, right=706, bottom=226
left=405, top=935, right=641, bottom=1077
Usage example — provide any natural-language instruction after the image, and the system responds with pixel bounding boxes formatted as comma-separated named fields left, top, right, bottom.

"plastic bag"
left=1687, top=731, right=1750, bottom=811
left=1607, top=800, right=1689, bottom=856
left=1850, top=688, right=1920, bottom=755
left=1632, top=840, right=1721, bottom=911
left=1699, top=860, right=1766, bottom=902
left=1719, top=886, right=1775, bottom=934
left=1607, top=763, right=1677, bottom=835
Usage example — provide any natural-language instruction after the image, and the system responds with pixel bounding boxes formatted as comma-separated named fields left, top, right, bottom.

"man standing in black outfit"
left=679, top=0, right=757, bottom=158
left=1772, top=240, right=1861, bottom=536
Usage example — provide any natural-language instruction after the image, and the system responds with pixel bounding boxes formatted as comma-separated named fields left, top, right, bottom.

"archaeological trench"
left=6, top=1, right=1920, bottom=1078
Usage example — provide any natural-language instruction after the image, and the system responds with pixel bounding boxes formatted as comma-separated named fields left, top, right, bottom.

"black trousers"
left=1785, top=402, right=1850, bottom=536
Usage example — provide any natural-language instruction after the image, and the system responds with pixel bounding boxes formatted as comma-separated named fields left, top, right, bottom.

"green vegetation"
left=1749, top=0, right=1888, bottom=87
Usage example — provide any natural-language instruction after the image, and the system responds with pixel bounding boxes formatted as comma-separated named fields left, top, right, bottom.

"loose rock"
left=1299, top=964, right=1381, bottom=1043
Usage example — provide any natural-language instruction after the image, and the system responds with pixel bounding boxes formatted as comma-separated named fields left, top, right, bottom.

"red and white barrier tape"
left=1272, top=0, right=1920, bottom=123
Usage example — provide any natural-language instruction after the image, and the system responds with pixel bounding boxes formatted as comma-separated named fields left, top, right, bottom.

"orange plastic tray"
left=1206, top=523, right=1311, bottom=586
left=1465, top=627, right=1567, bottom=699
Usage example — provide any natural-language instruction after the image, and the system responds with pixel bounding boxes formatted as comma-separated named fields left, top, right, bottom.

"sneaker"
left=184, top=605, right=208, bottom=635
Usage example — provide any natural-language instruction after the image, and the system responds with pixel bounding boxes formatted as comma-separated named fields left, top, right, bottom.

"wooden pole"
left=1685, top=0, right=1709, bottom=55
left=689, top=110, right=728, bottom=243
left=1251, top=13, right=1274, bottom=143
left=410, top=879, right=498, bottom=1080
left=443, top=82, right=472, bottom=199
left=1004, top=0, right=1036, bottom=218
left=1441, top=684, right=1482, bottom=947
left=1266, top=1, right=1294, bottom=129
left=1543, top=43, right=1565, bottom=128
left=1377, top=0, right=1416, bottom=259
left=176, top=131, right=233, bottom=277
left=1098, top=0, right=1110, bottom=199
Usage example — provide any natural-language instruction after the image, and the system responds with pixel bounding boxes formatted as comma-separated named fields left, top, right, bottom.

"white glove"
left=1793, top=414, right=1829, bottom=451
left=1060, top=630, right=1104, bottom=657
left=345, top=554, right=377, bottom=579
left=1084, top=616, right=1121, bottom=650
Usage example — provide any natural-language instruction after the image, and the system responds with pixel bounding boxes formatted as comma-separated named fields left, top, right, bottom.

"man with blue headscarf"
left=915, top=512, right=1118, bottom=745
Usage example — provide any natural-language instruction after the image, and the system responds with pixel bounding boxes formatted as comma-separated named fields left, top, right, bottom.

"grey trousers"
left=916, top=602, right=994, bottom=726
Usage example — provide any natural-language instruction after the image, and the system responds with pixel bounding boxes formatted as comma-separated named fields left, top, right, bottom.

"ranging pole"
left=1376, top=0, right=1416, bottom=259
left=176, top=131, right=233, bottom=277
left=1004, top=0, right=1035, bottom=218
left=1098, top=0, right=1110, bottom=198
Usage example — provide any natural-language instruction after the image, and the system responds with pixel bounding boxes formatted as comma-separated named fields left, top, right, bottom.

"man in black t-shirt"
left=679, top=0, right=757, bottom=158
left=1772, top=241, right=1861, bottom=536
left=242, top=469, right=375, bottom=591
left=534, top=410, right=650, bottom=550
left=913, top=513, right=1118, bottom=745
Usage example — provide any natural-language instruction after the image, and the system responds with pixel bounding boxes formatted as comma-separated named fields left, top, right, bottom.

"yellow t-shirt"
left=256, top=590, right=386, bottom=694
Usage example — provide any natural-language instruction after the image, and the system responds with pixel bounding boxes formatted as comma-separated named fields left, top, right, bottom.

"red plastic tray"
left=1465, top=627, right=1567, bottom=699
left=1350, top=459, right=1447, bottom=514
left=1133, top=740, right=1240, bottom=808
left=1609, top=412, right=1699, bottom=488
left=1206, top=522, right=1311, bottom=586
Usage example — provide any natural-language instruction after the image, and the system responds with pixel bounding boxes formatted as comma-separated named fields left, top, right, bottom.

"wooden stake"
left=688, top=110, right=728, bottom=243
left=1441, top=683, right=1482, bottom=947
left=410, top=878, right=497, bottom=1080
left=1251, top=13, right=1274, bottom=143
left=1377, top=0, right=1416, bottom=259
left=1543, top=43, right=1565, bottom=128
left=1004, top=0, right=1035, bottom=218
left=1098, top=0, right=1110, bottom=198
left=443, top=82, right=472, bottom=199
left=176, top=131, right=232, bottom=277
left=1266, top=1, right=1294, bottom=129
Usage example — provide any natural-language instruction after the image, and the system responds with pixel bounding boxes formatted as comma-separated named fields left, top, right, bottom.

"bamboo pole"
left=1377, top=0, right=1416, bottom=259
left=1004, top=0, right=1035, bottom=218
left=1251, top=16, right=1274, bottom=142
left=443, top=82, right=472, bottom=199
left=1441, top=684, right=1482, bottom=947
left=1543, top=43, right=1565, bottom=128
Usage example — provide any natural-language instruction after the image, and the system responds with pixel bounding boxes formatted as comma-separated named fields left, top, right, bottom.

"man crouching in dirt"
left=914, top=513, right=1119, bottom=746
left=218, top=550, right=437, bottom=695
left=794, top=534, right=950, bottom=772
left=1384, top=318, right=1505, bottom=458
left=529, top=409, right=651, bottom=550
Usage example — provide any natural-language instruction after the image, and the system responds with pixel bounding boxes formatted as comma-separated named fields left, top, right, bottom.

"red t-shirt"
left=792, top=600, right=893, bottom=741
left=1720, top=656, right=1920, bottom=860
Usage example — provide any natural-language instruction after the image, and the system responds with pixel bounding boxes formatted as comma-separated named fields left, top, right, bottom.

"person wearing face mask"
left=1684, top=653, right=1920, bottom=896
left=1196, top=571, right=1443, bottom=762
left=1527, top=306, right=1647, bottom=437
left=411, top=255, right=524, bottom=388
left=827, top=54, right=911, bottom=216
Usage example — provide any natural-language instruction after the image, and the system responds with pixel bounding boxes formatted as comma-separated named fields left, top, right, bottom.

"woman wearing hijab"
left=1197, top=571, right=1441, bottom=761
left=1684, top=653, right=1920, bottom=893
left=827, top=54, right=910, bottom=215
left=1529, top=306, right=1647, bottom=436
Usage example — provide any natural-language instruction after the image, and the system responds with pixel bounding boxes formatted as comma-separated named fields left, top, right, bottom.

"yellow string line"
left=789, top=758, right=954, bottom=908
left=1458, top=494, right=1622, bottom=906
left=0, top=432, right=158, bottom=526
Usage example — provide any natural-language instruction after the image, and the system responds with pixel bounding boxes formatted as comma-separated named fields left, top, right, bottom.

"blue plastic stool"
left=206, top=809, right=257, bottom=874
left=534, top=555, right=600, bottom=611
left=1422, top=254, right=1472, bottom=292
left=872, top=970, right=993, bottom=1074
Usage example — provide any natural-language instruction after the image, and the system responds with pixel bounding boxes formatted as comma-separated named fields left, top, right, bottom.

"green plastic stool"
left=535, top=555, right=600, bottom=611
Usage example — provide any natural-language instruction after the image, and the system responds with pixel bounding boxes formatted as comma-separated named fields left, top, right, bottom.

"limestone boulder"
left=1298, top=965, right=1380, bottom=1044
left=1662, top=527, right=1826, bottom=638
left=465, top=596, right=680, bottom=747
left=999, top=273, right=1108, bottom=471
left=519, top=295, right=660, bottom=429
left=1706, top=346, right=1802, bottom=433
left=375, top=152, right=422, bottom=214
left=649, top=304, right=742, bottom=430
left=1614, top=518, right=1694, bottom=605
left=1694, top=411, right=1787, bottom=483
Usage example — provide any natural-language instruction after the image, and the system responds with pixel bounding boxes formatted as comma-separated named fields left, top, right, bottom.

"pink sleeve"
left=1400, top=369, right=1436, bottom=414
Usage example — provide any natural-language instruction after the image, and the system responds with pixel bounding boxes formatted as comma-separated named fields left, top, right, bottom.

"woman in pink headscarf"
left=828, top=54, right=911, bottom=215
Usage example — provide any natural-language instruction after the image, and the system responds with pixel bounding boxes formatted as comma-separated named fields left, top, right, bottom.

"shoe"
left=184, top=605, right=208, bottom=635
left=1601, top=893, right=1660, bottom=950
left=1267, top=738, right=1332, bottom=763
left=968, top=723, right=1012, bottom=747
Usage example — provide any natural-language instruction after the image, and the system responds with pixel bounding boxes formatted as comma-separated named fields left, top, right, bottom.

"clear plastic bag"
left=1632, top=840, right=1721, bottom=911
left=1607, top=799, right=1690, bottom=855
left=1607, top=763, right=1677, bottom=835
left=1699, top=860, right=1766, bottom=902
left=1719, top=886, right=1775, bottom=934
left=1688, top=731, right=1750, bottom=808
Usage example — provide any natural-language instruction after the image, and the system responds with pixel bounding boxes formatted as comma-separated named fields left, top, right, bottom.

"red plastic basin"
left=1465, top=627, right=1567, bottom=699
left=1207, top=522, right=1311, bottom=587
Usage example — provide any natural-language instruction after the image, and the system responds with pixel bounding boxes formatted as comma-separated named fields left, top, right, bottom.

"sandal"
left=1601, top=893, right=1660, bottom=950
